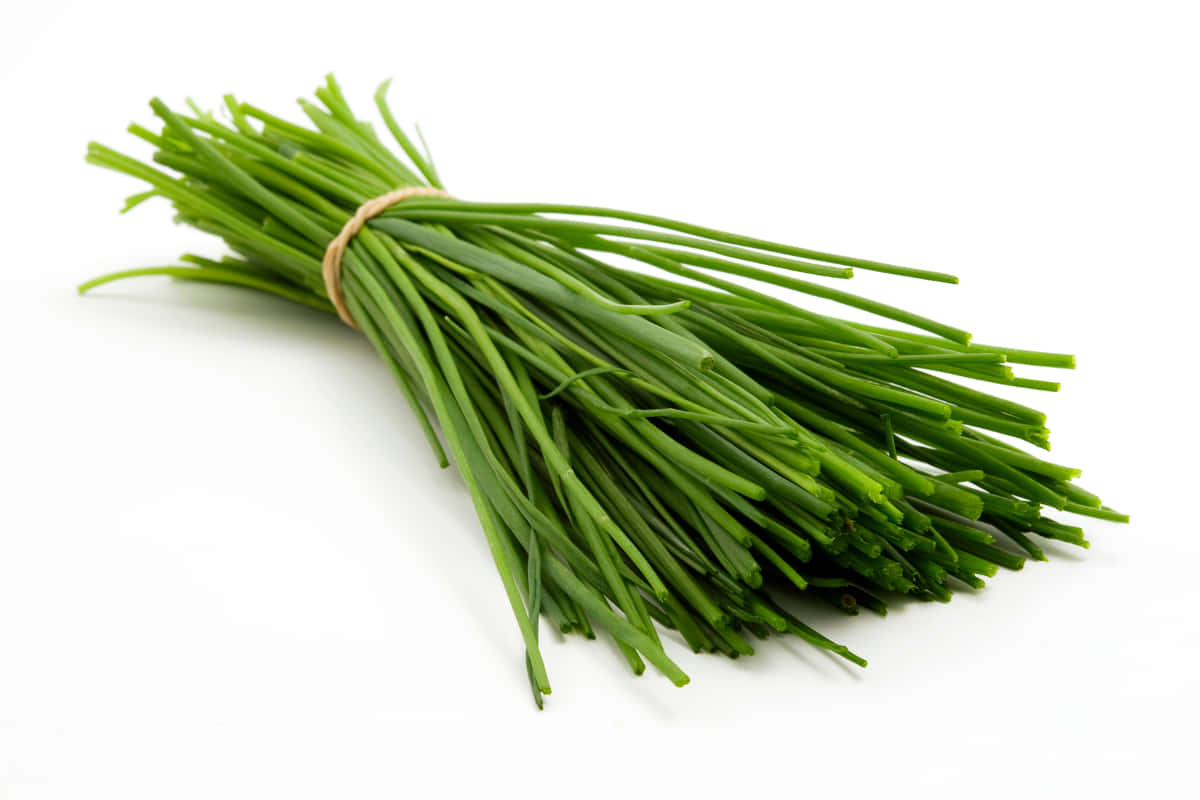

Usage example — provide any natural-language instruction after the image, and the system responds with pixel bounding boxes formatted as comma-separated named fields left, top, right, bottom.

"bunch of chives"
left=82, top=75, right=1126, bottom=707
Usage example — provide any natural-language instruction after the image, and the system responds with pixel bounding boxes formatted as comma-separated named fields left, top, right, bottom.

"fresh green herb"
left=81, top=75, right=1126, bottom=707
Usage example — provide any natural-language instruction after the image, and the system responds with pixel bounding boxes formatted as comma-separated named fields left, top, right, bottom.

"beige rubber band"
left=321, top=186, right=452, bottom=328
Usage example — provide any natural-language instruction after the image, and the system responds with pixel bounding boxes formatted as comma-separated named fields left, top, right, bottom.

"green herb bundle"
left=83, top=76, right=1125, bottom=706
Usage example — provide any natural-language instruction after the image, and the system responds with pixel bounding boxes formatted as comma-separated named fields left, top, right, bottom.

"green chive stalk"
left=81, top=75, right=1125, bottom=707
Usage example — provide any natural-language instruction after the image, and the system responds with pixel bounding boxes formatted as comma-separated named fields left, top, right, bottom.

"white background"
left=2, top=1, right=1197, bottom=796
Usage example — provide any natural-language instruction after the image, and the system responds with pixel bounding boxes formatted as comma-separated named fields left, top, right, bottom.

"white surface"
left=2, top=1, right=1197, bottom=796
